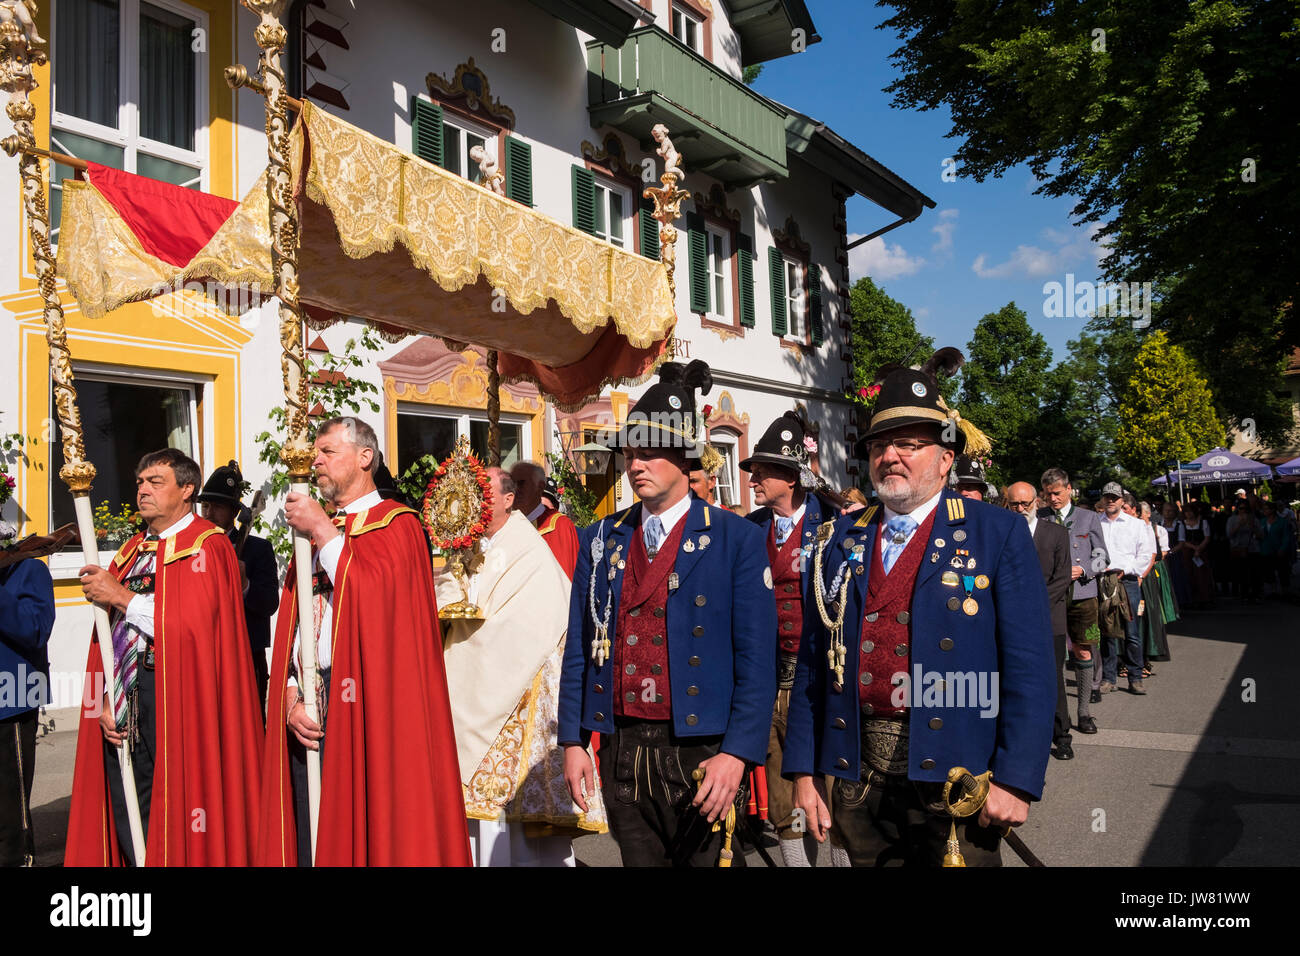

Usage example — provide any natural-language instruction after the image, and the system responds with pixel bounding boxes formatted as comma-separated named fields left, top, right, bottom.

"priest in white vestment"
left=437, top=466, right=606, bottom=866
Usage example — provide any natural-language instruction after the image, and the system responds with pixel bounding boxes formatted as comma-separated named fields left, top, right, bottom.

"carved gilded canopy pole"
left=234, top=0, right=322, bottom=859
left=0, top=0, right=147, bottom=864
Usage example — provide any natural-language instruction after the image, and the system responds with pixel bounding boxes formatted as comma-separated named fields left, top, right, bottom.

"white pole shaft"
left=73, top=494, right=146, bottom=866
left=290, top=480, right=321, bottom=864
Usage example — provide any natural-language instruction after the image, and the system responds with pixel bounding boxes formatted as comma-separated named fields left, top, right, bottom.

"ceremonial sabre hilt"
left=691, top=767, right=738, bottom=868
left=941, top=766, right=1045, bottom=868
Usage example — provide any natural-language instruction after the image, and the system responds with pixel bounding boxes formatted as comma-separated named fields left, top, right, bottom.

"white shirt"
left=1026, top=512, right=1038, bottom=538
left=1152, top=524, right=1168, bottom=553
left=122, top=511, right=196, bottom=648
left=290, top=489, right=383, bottom=684
left=643, top=492, right=692, bottom=551
left=880, top=491, right=943, bottom=560
left=1099, top=510, right=1155, bottom=577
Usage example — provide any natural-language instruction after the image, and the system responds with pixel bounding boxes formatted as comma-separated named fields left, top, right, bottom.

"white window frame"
left=784, top=255, right=806, bottom=343
left=671, top=3, right=704, bottom=54
left=710, top=434, right=738, bottom=508
left=592, top=176, right=632, bottom=249
left=48, top=363, right=209, bottom=573
left=395, top=403, right=532, bottom=469
left=440, top=111, right=497, bottom=183
left=49, top=0, right=209, bottom=240
left=705, top=224, right=731, bottom=322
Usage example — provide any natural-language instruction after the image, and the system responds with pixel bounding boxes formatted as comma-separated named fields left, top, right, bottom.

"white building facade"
left=0, top=0, right=933, bottom=708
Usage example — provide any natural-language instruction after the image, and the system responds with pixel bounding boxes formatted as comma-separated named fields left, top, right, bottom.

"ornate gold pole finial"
left=643, top=123, right=689, bottom=297
left=238, top=0, right=322, bottom=862
left=1, top=0, right=147, bottom=863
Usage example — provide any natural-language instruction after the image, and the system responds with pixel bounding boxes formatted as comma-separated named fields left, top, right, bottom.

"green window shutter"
left=504, top=136, right=533, bottom=207
left=639, top=197, right=660, bottom=261
left=411, top=97, right=444, bottom=168
left=687, top=213, right=710, bottom=314
left=572, top=165, right=596, bottom=234
left=768, top=247, right=787, bottom=336
left=809, top=262, right=824, bottom=346
left=738, top=233, right=755, bottom=328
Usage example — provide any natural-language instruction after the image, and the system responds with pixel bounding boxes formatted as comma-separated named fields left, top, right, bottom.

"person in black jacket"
left=1006, top=482, right=1079, bottom=758
left=197, top=461, right=280, bottom=720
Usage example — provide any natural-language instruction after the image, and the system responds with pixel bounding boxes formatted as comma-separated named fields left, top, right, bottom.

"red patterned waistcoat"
left=856, top=509, right=937, bottom=716
left=768, top=518, right=805, bottom=655
left=613, top=518, right=687, bottom=720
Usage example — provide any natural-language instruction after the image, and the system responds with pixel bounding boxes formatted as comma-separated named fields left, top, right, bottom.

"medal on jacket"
left=961, top=575, right=978, bottom=616
left=588, top=522, right=614, bottom=665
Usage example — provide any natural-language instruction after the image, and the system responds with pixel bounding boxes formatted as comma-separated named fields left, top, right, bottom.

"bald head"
left=1004, top=481, right=1037, bottom=520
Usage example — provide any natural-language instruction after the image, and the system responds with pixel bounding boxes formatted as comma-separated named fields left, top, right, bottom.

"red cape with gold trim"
left=535, top=506, right=580, bottom=581
left=256, top=498, right=471, bottom=866
left=65, top=518, right=263, bottom=866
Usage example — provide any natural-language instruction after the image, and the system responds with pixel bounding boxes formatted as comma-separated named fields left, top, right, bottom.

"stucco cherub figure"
left=651, top=123, right=683, bottom=182
left=469, top=143, right=506, bottom=196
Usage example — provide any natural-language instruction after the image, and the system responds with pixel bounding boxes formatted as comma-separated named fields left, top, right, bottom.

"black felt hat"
left=541, top=476, right=560, bottom=509
left=855, top=348, right=991, bottom=459
left=952, top=454, right=994, bottom=496
left=196, top=460, right=245, bottom=508
left=740, top=410, right=818, bottom=489
left=608, top=360, right=712, bottom=453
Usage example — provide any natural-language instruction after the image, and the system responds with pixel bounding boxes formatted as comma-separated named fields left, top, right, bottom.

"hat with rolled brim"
left=740, top=410, right=818, bottom=489
left=196, top=460, right=245, bottom=508
left=541, top=476, right=560, bottom=509
left=952, top=454, right=995, bottom=497
left=853, top=348, right=991, bottom=460
left=605, top=359, right=712, bottom=453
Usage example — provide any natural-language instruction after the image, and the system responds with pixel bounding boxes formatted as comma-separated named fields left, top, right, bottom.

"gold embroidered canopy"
left=56, top=101, right=677, bottom=406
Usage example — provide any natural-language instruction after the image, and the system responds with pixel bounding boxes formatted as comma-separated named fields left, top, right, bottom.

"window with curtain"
left=49, top=376, right=198, bottom=537
left=50, top=0, right=206, bottom=239
left=712, top=439, right=738, bottom=508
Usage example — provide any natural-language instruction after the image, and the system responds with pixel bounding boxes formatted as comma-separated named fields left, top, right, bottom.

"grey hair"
left=316, top=416, right=379, bottom=463
left=1041, top=467, right=1071, bottom=488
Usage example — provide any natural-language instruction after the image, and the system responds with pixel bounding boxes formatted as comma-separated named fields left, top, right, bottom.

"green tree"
left=848, top=276, right=955, bottom=403
left=958, top=302, right=1052, bottom=486
left=742, top=64, right=764, bottom=86
left=1023, top=314, right=1142, bottom=489
left=1116, top=331, right=1225, bottom=482
left=253, top=324, right=384, bottom=561
left=878, top=0, right=1299, bottom=441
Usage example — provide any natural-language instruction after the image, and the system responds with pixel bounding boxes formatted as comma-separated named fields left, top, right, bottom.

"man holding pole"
left=257, top=416, right=470, bottom=866
left=67, top=449, right=264, bottom=865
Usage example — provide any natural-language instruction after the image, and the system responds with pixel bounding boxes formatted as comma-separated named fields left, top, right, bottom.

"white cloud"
left=914, top=306, right=931, bottom=321
left=848, top=234, right=926, bottom=281
left=930, top=208, right=958, bottom=255
left=971, top=221, right=1108, bottom=280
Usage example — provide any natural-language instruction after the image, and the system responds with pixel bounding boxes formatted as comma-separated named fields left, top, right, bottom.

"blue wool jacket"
left=783, top=490, right=1057, bottom=800
left=0, top=557, right=56, bottom=719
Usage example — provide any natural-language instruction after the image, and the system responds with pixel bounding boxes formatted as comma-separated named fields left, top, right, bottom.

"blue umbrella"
left=1151, top=447, right=1273, bottom=486
left=1277, top=456, right=1300, bottom=478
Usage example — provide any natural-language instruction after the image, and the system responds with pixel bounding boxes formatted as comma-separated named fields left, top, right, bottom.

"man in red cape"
left=66, top=449, right=262, bottom=866
left=510, top=462, right=579, bottom=579
left=257, top=417, right=470, bottom=866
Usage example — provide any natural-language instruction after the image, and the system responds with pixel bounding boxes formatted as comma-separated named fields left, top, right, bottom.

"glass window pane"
left=443, top=123, right=462, bottom=176
left=49, top=131, right=126, bottom=238
left=609, top=190, right=624, bottom=244
left=672, top=9, right=682, bottom=40
left=139, top=2, right=196, bottom=150
left=50, top=379, right=194, bottom=536
left=396, top=413, right=457, bottom=476
left=469, top=421, right=523, bottom=470
left=687, top=19, right=698, bottom=51
left=136, top=153, right=201, bottom=187
left=593, top=185, right=608, bottom=239
left=55, top=0, right=120, bottom=128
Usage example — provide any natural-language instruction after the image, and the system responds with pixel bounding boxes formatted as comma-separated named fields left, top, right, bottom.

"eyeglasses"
left=867, top=438, right=940, bottom=457
left=1006, top=499, right=1036, bottom=510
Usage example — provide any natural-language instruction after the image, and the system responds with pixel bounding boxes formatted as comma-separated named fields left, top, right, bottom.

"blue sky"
left=751, top=0, right=1112, bottom=364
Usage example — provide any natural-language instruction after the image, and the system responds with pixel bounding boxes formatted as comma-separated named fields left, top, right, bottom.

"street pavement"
left=23, top=595, right=1298, bottom=867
